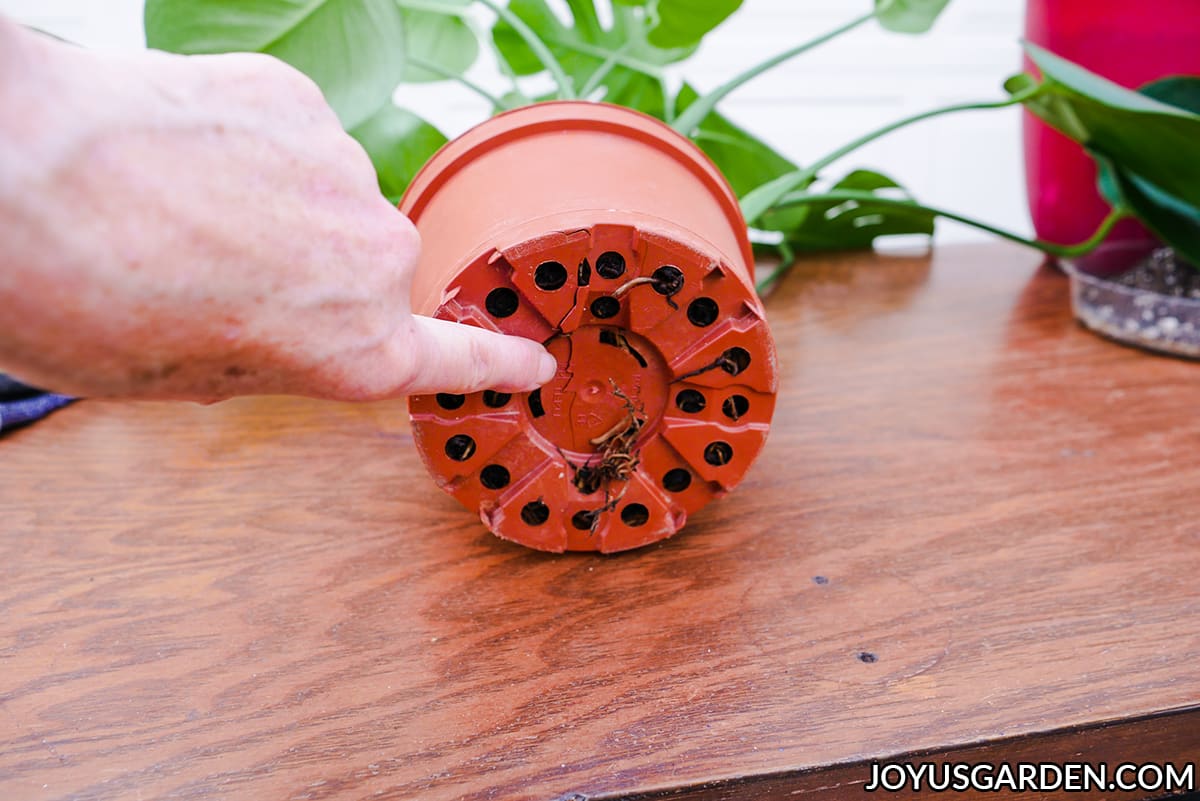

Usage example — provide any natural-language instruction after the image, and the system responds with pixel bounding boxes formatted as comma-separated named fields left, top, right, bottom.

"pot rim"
left=399, top=101, right=754, bottom=272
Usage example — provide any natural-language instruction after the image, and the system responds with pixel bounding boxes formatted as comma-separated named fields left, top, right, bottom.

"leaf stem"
left=672, top=10, right=875, bottom=137
left=754, top=192, right=1127, bottom=294
left=554, top=38, right=665, bottom=80
left=741, top=86, right=1043, bottom=223
left=755, top=240, right=796, bottom=293
left=407, top=57, right=511, bottom=109
left=578, top=42, right=633, bottom=99
left=476, top=0, right=576, bottom=99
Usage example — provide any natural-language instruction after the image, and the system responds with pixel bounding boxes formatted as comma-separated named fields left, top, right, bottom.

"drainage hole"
left=722, top=394, right=750, bottom=421
left=704, top=441, right=733, bottom=466
left=720, top=347, right=751, bottom=375
left=596, top=251, right=626, bottom=279
left=652, top=265, right=684, bottom=296
left=534, top=261, right=568, bottom=291
left=528, top=388, right=545, bottom=418
left=479, top=464, right=511, bottom=490
left=591, top=296, right=620, bottom=319
left=482, top=390, right=512, bottom=409
left=435, top=392, right=465, bottom=411
left=662, top=468, right=692, bottom=493
left=675, top=389, right=706, bottom=414
left=445, top=434, right=477, bottom=462
left=521, top=500, right=550, bottom=526
left=485, top=287, right=519, bottom=318
left=687, top=297, right=719, bottom=327
left=621, top=503, right=650, bottom=527
left=571, top=510, right=598, bottom=530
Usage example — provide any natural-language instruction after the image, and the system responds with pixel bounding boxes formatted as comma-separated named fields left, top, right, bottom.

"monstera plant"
left=144, top=0, right=1200, bottom=293
left=143, top=0, right=954, bottom=280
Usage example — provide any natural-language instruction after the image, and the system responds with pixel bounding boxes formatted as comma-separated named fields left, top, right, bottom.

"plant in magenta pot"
left=1011, top=49, right=1200, bottom=358
left=1022, top=0, right=1200, bottom=357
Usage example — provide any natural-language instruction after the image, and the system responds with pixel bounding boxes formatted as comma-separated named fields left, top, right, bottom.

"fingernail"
left=536, top=352, right=558, bottom=385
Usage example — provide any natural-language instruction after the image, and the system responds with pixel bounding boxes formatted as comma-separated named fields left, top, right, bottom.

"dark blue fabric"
left=0, top=374, right=41, bottom=400
left=0, top=375, right=77, bottom=434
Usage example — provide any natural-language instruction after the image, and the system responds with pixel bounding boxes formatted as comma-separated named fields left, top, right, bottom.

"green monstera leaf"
left=396, top=0, right=479, bottom=83
left=640, top=0, right=743, bottom=49
left=673, top=83, right=807, bottom=232
left=145, top=0, right=408, bottom=130
left=349, top=103, right=448, bottom=203
left=673, top=84, right=795, bottom=198
left=770, top=170, right=936, bottom=251
left=874, top=0, right=952, bottom=34
left=491, top=0, right=734, bottom=117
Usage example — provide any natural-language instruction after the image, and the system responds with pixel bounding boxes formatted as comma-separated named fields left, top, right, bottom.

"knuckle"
left=223, top=53, right=330, bottom=109
left=285, top=70, right=330, bottom=108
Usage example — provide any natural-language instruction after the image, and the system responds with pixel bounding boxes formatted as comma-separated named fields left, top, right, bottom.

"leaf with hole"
left=491, top=0, right=703, bottom=116
left=144, top=0, right=408, bottom=130
left=774, top=170, right=936, bottom=251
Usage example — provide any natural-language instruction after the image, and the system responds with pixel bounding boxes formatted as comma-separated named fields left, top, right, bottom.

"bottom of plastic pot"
left=409, top=219, right=777, bottom=553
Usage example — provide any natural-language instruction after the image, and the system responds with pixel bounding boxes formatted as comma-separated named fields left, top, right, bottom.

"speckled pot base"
left=1068, top=247, right=1200, bottom=359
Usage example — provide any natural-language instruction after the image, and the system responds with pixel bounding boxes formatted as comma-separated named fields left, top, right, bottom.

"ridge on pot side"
left=401, top=102, right=778, bottom=554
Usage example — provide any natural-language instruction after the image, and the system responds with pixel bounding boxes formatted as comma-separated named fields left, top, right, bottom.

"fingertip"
left=536, top=351, right=558, bottom=385
left=401, top=316, right=555, bottom=396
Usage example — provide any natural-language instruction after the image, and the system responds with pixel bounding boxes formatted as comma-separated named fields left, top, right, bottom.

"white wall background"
left=0, top=0, right=1030, bottom=244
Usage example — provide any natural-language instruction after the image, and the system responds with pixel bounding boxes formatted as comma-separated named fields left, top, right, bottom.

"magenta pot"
left=1023, top=0, right=1200, bottom=248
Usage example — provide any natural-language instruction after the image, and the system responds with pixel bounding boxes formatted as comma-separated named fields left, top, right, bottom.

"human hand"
left=0, top=21, right=555, bottom=402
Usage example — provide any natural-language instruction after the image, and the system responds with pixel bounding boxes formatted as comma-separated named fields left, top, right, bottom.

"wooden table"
left=3, top=243, right=1199, bottom=801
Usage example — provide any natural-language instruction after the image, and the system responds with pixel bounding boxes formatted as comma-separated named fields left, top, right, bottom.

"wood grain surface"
left=2, top=243, right=1198, bottom=801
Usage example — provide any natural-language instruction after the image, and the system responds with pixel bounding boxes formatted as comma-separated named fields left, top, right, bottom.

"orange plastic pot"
left=401, top=102, right=778, bottom=553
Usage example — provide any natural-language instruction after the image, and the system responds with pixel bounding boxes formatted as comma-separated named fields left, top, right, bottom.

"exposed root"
left=587, top=382, right=646, bottom=484
left=612, top=276, right=655, bottom=298
left=673, top=352, right=740, bottom=383
left=598, top=329, right=648, bottom=367
left=611, top=273, right=682, bottom=309
left=562, top=382, right=647, bottom=534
